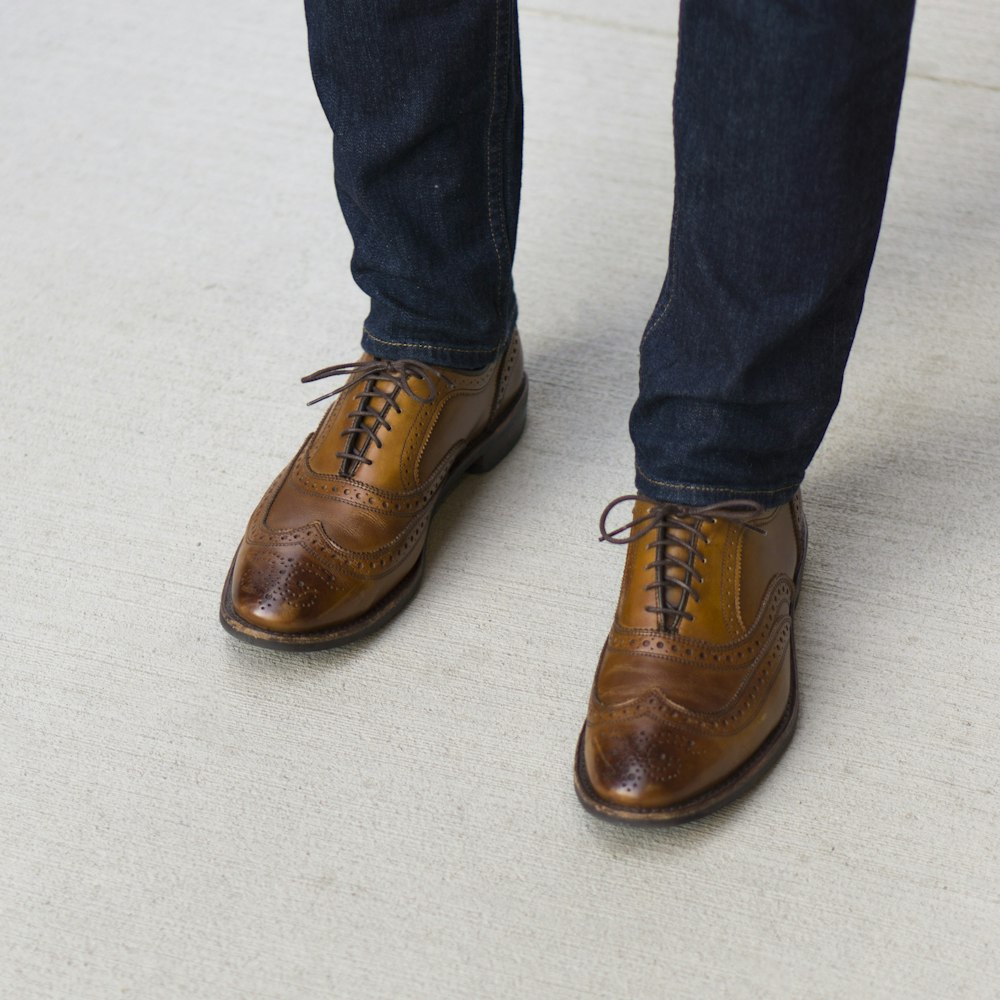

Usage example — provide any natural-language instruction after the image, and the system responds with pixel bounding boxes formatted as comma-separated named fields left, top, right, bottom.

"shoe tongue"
left=615, top=501, right=662, bottom=630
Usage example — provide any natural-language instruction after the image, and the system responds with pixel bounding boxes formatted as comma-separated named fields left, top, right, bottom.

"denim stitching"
left=639, top=9, right=687, bottom=352
left=363, top=326, right=496, bottom=355
left=642, top=191, right=681, bottom=351
left=485, top=0, right=505, bottom=306
left=636, top=462, right=799, bottom=498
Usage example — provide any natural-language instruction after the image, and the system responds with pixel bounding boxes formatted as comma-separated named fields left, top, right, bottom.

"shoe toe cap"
left=230, top=541, right=346, bottom=634
left=582, top=718, right=709, bottom=812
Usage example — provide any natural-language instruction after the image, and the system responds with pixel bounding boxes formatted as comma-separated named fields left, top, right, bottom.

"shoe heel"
left=467, top=379, right=528, bottom=474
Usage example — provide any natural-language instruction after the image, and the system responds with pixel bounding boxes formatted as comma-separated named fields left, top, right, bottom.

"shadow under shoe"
left=220, top=331, right=527, bottom=651
left=575, top=492, right=807, bottom=824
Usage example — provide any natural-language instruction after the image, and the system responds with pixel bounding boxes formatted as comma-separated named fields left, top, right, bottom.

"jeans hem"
left=634, top=465, right=802, bottom=508
left=361, top=322, right=514, bottom=369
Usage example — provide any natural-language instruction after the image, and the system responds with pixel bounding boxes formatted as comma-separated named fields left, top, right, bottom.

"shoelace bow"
left=599, top=494, right=765, bottom=628
left=300, top=359, right=454, bottom=468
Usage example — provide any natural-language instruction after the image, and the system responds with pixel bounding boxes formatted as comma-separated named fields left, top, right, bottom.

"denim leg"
left=304, top=0, right=523, bottom=368
left=631, top=0, right=916, bottom=505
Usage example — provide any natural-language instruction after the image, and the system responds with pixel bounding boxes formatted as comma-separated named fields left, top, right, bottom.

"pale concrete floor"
left=2, top=2, right=999, bottom=998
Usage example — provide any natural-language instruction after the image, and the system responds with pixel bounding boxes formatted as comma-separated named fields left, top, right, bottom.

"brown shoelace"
left=599, top=494, right=765, bottom=629
left=301, top=359, right=454, bottom=468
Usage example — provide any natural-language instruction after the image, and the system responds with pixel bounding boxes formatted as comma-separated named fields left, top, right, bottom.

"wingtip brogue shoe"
left=574, top=491, right=807, bottom=824
left=220, top=330, right=527, bottom=650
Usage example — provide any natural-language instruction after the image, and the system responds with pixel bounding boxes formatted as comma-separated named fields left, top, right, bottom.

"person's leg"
left=631, top=0, right=916, bottom=505
left=304, top=0, right=523, bottom=369
left=576, top=0, right=916, bottom=824
left=221, top=2, right=527, bottom=649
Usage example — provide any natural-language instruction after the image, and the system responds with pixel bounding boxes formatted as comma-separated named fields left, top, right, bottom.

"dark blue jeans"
left=304, top=0, right=915, bottom=506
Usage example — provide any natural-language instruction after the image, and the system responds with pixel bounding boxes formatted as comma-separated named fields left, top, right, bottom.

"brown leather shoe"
left=574, top=491, right=807, bottom=824
left=220, top=331, right=527, bottom=650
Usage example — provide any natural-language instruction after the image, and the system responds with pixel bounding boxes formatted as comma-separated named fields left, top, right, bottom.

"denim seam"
left=636, top=462, right=799, bottom=498
left=639, top=8, right=687, bottom=353
left=363, top=326, right=496, bottom=355
left=642, top=192, right=681, bottom=350
left=485, top=0, right=507, bottom=309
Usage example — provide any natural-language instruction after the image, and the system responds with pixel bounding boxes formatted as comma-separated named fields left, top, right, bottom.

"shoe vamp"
left=594, top=647, right=756, bottom=715
left=265, top=473, right=418, bottom=553
left=596, top=615, right=791, bottom=716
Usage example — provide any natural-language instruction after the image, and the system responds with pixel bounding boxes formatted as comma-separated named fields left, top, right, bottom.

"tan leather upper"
left=582, top=492, right=806, bottom=810
left=229, top=331, right=524, bottom=634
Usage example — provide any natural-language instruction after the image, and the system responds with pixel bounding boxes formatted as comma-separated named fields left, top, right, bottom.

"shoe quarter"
left=673, top=519, right=743, bottom=643
left=614, top=513, right=663, bottom=632
left=401, top=371, right=494, bottom=488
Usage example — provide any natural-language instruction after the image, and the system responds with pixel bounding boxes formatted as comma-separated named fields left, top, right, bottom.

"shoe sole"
left=219, top=377, right=528, bottom=652
left=573, top=518, right=808, bottom=825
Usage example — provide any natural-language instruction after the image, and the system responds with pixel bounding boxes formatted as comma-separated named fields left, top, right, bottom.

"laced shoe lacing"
left=301, top=359, right=454, bottom=474
left=599, top=494, right=765, bottom=631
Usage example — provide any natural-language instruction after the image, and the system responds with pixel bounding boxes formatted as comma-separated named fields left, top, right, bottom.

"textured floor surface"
left=2, top=2, right=999, bottom=998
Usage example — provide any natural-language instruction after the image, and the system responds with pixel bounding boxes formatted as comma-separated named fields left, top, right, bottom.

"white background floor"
left=2, top=1, right=999, bottom=997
